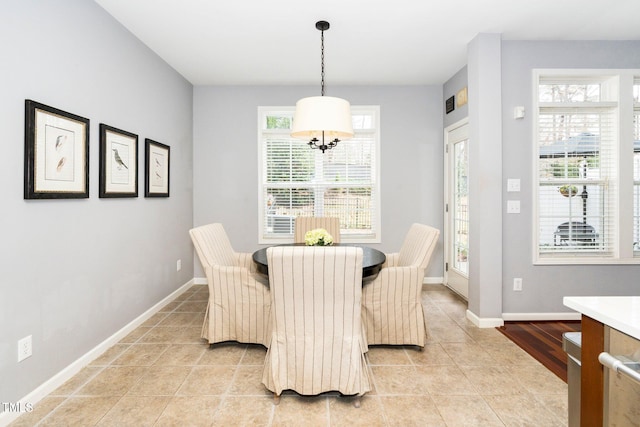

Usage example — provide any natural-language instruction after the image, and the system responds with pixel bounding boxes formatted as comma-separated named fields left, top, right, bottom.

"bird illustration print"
left=56, top=157, right=66, bottom=172
left=112, top=148, right=128, bottom=170
left=55, top=135, right=66, bottom=151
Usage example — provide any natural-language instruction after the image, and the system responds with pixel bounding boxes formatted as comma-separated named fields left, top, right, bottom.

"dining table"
left=252, top=243, right=386, bottom=279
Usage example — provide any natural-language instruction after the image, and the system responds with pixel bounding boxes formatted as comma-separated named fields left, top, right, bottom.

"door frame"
left=444, top=118, right=469, bottom=299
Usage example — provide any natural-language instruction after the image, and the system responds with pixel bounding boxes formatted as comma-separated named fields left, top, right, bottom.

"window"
left=258, top=106, right=380, bottom=243
left=534, top=70, right=640, bottom=263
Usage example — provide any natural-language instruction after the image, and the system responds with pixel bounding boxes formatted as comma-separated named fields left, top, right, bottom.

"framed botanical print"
left=99, top=124, right=138, bottom=198
left=144, top=139, right=170, bottom=197
left=24, top=100, right=90, bottom=199
left=456, top=87, right=468, bottom=107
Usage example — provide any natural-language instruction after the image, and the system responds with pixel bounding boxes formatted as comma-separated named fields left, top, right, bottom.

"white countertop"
left=563, top=296, right=640, bottom=340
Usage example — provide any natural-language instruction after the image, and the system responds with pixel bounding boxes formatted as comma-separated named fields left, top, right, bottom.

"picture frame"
left=445, top=95, right=455, bottom=114
left=24, top=100, right=90, bottom=199
left=144, top=139, right=170, bottom=197
left=456, top=87, right=468, bottom=108
left=99, top=124, right=138, bottom=198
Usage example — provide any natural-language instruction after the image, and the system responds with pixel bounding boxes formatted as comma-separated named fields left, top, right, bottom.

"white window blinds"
left=536, top=75, right=618, bottom=259
left=258, top=106, right=380, bottom=243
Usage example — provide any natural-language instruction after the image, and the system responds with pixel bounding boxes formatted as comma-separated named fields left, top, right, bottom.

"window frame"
left=633, top=77, right=640, bottom=256
left=532, top=69, right=640, bottom=265
left=257, top=105, right=381, bottom=244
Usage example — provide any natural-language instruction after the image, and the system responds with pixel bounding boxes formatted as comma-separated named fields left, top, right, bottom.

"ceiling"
left=95, top=0, right=640, bottom=86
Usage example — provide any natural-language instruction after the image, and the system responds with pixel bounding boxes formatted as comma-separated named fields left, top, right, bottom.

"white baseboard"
left=193, top=277, right=207, bottom=285
left=464, top=310, right=581, bottom=330
left=0, top=279, right=194, bottom=427
left=466, top=309, right=504, bottom=328
left=423, top=276, right=444, bottom=285
left=502, top=312, right=581, bottom=321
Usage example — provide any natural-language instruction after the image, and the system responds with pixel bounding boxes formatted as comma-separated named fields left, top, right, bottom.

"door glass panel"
left=634, top=111, right=640, bottom=253
left=453, top=139, right=469, bottom=274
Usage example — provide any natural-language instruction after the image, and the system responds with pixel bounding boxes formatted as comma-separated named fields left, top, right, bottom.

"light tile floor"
left=10, top=284, right=568, bottom=426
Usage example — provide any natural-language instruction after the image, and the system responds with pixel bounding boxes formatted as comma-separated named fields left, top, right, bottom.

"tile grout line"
left=10, top=285, right=569, bottom=426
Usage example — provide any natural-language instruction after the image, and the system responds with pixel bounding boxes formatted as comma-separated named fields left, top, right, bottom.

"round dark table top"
left=252, top=243, right=386, bottom=279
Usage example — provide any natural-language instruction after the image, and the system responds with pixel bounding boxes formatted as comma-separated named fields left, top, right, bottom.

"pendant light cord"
left=320, top=28, right=325, bottom=96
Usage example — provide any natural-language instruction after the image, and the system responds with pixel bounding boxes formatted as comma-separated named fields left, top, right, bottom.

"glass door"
left=445, top=120, right=469, bottom=299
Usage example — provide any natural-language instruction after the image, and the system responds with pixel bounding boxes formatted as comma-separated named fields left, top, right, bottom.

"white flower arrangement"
left=304, top=228, right=334, bottom=246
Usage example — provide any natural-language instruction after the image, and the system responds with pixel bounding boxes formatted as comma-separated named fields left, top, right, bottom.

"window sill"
left=534, top=256, right=640, bottom=266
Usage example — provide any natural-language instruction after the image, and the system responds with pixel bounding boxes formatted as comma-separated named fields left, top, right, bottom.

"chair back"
left=397, top=223, right=440, bottom=269
left=262, top=245, right=370, bottom=396
left=294, top=216, right=341, bottom=243
left=189, top=223, right=236, bottom=268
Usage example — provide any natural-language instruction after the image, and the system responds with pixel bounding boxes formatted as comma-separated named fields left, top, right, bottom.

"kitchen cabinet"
left=564, top=296, right=640, bottom=427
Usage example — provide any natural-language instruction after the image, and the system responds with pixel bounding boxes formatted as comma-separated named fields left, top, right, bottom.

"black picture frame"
left=144, top=139, right=170, bottom=197
left=99, top=124, right=138, bottom=198
left=445, top=95, right=455, bottom=114
left=24, top=100, right=90, bottom=199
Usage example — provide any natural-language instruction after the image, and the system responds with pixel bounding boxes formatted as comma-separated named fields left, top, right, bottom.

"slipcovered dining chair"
left=262, top=246, right=371, bottom=407
left=362, top=223, right=440, bottom=348
left=189, top=223, right=270, bottom=347
left=294, top=216, right=341, bottom=243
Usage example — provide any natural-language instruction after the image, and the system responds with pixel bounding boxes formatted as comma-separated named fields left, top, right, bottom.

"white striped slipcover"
left=361, top=223, right=440, bottom=347
left=262, top=246, right=371, bottom=398
left=293, top=216, right=341, bottom=244
left=189, top=223, right=270, bottom=347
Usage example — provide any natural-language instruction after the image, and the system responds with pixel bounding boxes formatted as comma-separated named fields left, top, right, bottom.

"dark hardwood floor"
left=497, top=320, right=581, bottom=382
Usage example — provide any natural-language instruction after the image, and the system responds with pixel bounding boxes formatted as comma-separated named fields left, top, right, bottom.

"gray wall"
left=468, top=34, right=503, bottom=320
left=193, top=85, right=445, bottom=277
left=0, top=0, right=194, bottom=405
left=501, top=40, right=640, bottom=314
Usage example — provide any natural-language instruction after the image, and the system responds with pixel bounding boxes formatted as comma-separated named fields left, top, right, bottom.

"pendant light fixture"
left=290, top=21, right=354, bottom=153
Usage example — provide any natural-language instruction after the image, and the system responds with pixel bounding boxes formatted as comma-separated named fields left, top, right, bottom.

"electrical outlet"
left=507, top=178, right=521, bottom=192
left=507, top=200, right=521, bottom=214
left=513, top=278, right=523, bottom=292
left=176, top=259, right=182, bottom=272
left=18, top=335, right=32, bottom=362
